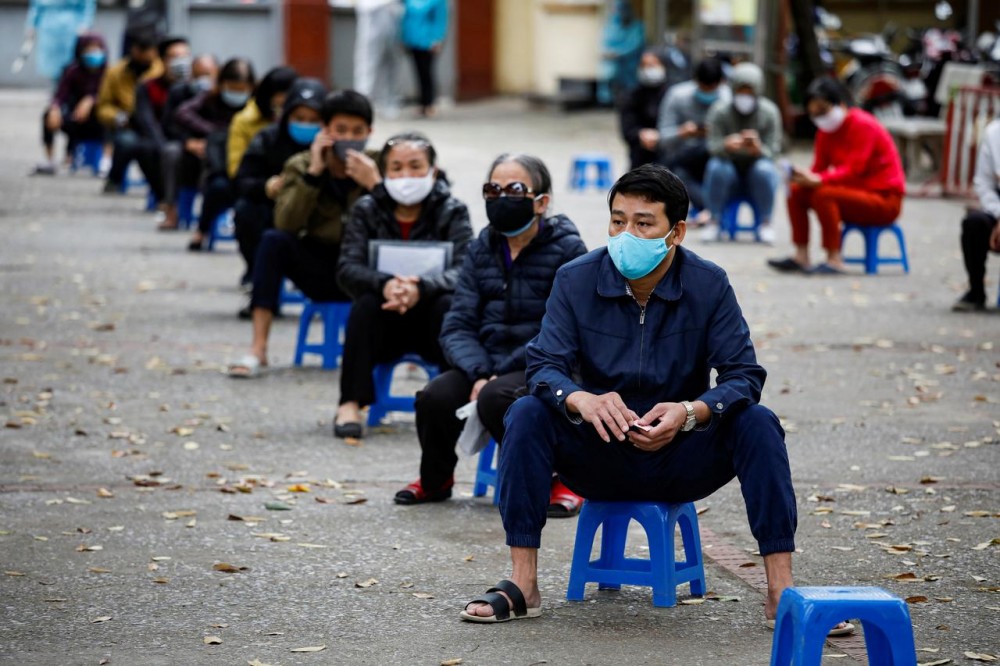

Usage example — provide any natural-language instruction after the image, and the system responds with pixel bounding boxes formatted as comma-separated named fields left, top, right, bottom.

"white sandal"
left=227, top=355, right=265, bottom=379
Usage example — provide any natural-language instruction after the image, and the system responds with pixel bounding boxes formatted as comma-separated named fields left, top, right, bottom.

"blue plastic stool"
left=279, top=279, right=307, bottom=309
left=770, top=587, right=917, bottom=666
left=367, top=354, right=440, bottom=426
left=177, top=187, right=199, bottom=230
left=840, top=223, right=910, bottom=274
left=206, top=208, right=236, bottom=251
left=70, top=140, right=103, bottom=175
left=472, top=438, right=500, bottom=505
left=293, top=300, right=351, bottom=370
left=719, top=197, right=762, bottom=241
left=566, top=501, right=706, bottom=608
left=569, top=153, right=614, bottom=191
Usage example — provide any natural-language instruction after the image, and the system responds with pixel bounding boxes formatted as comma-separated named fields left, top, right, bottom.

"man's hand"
left=71, top=96, right=94, bottom=122
left=990, top=220, right=1000, bottom=253
left=264, top=174, right=285, bottom=200
left=627, top=402, right=687, bottom=452
left=381, top=276, right=421, bottom=314
left=470, top=377, right=492, bottom=402
left=639, top=128, right=660, bottom=151
left=45, top=106, right=62, bottom=132
left=308, top=132, right=335, bottom=176
left=345, top=149, right=381, bottom=190
left=741, top=129, right=762, bottom=156
left=185, top=138, right=206, bottom=160
left=566, top=391, right=638, bottom=443
left=723, top=133, right=744, bottom=153
left=790, top=166, right=822, bottom=188
left=678, top=121, right=700, bottom=139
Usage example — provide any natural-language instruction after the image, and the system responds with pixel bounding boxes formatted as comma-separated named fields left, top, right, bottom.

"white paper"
left=376, top=244, right=448, bottom=277
left=455, top=401, right=491, bottom=457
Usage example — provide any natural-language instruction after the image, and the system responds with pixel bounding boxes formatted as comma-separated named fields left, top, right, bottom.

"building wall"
left=494, top=0, right=535, bottom=94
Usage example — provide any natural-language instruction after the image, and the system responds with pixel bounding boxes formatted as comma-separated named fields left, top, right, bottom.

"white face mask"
left=384, top=171, right=435, bottom=205
left=813, top=105, right=847, bottom=133
left=638, top=65, right=666, bottom=86
left=733, top=93, right=757, bottom=115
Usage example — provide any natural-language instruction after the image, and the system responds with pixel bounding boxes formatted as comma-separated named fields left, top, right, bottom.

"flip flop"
left=807, top=263, right=846, bottom=275
left=766, top=257, right=808, bottom=273
left=460, top=579, right=542, bottom=624
left=765, top=619, right=855, bottom=637
left=547, top=478, right=583, bottom=518
left=228, top=355, right=265, bottom=379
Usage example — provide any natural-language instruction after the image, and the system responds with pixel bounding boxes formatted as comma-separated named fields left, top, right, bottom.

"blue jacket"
left=526, top=245, right=765, bottom=422
left=401, top=0, right=448, bottom=51
left=440, top=215, right=587, bottom=382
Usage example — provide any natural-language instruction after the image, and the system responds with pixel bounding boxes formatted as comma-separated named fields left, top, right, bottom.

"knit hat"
left=730, top=62, right=763, bottom=95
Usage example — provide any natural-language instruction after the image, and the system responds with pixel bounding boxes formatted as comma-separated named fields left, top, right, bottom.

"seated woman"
left=35, top=32, right=107, bottom=175
left=334, top=132, right=474, bottom=439
left=618, top=48, right=670, bottom=171
left=226, top=66, right=297, bottom=182
left=172, top=57, right=256, bottom=241
left=767, top=77, right=905, bottom=275
left=394, top=154, right=588, bottom=517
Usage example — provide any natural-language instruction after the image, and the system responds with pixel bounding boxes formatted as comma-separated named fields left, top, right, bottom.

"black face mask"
left=486, top=197, right=536, bottom=236
left=128, top=59, right=152, bottom=76
left=333, top=140, right=367, bottom=162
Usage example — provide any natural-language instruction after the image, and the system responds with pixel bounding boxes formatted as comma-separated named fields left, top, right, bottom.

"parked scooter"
left=832, top=29, right=907, bottom=121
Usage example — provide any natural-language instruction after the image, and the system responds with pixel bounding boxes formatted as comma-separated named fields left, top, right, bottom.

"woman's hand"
left=627, top=402, right=687, bottom=452
left=790, top=166, right=822, bottom=187
left=185, top=138, right=206, bottom=160
left=638, top=128, right=660, bottom=151
left=566, top=391, right=638, bottom=443
left=71, top=96, right=94, bottom=122
left=264, top=174, right=284, bottom=200
left=381, top=276, right=421, bottom=314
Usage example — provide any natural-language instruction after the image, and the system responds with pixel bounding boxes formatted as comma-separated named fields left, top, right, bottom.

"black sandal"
left=459, top=579, right=542, bottom=623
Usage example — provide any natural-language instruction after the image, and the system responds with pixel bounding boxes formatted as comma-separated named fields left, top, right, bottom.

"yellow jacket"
left=227, top=99, right=271, bottom=178
left=96, top=58, right=163, bottom=129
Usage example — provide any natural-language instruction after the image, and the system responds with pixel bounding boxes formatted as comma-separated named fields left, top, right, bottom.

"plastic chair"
left=206, top=208, right=236, bottom=251
left=569, top=153, right=614, bottom=191
left=279, top=278, right=307, bottom=309
left=70, top=140, right=103, bottom=176
left=293, top=301, right=351, bottom=370
left=472, top=438, right=500, bottom=505
left=770, top=587, right=917, bottom=666
left=719, top=197, right=762, bottom=241
left=177, top=186, right=199, bottom=231
left=566, top=501, right=706, bottom=608
left=367, top=354, right=440, bottom=426
left=840, top=223, right=910, bottom=274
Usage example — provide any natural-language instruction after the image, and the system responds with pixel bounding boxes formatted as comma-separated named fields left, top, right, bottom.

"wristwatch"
left=681, top=401, right=697, bottom=432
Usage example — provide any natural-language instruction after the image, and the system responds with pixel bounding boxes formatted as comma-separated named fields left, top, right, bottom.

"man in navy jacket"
left=460, top=164, right=798, bottom=626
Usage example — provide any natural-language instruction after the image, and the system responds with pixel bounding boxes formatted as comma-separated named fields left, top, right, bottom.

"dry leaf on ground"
left=290, top=646, right=326, bottom=653
left=203, top=636, right=222, bottom=645
left=212, top=563, right=248, bottom=573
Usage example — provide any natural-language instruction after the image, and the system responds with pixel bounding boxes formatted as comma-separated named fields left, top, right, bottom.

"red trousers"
left=788, top=184, right=903, bottom=252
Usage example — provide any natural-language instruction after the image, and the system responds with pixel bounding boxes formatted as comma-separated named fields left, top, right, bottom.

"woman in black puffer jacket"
left=394, top=154, right=588, bottom=514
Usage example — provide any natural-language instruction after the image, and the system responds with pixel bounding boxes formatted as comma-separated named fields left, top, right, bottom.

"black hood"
left=280, top=78, right=327, bottom=132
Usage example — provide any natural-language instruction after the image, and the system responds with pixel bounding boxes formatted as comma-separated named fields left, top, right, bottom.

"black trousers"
left=250, top=229, right=346, bottom=312
left=409, top=48, right=436, bottom=109
left=339, top=290, right=451, bottom=407
left=414, top=369, right=526, bottom=490
left=41, top=105, right=102, bottom=150
left=234, top=199, right=275, bottom=277
left=197, top=174, right=234, bottom=234
left=961, top=209, right=998, bottom=303
left=108, top=129, right=162, bottom=196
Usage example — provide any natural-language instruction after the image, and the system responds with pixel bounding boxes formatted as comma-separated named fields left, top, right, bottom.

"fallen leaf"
left=290, top=646, right=326, bottom=653
left=830, top=546, right=854, bottom=552
left=964, top=511, right=992, bottom=518
left=88, top=567, right=112, bottom=574
left=152, top=577, right=169, bottom=584
left=893, top=572, right=919, bottom=581
left=463, top=555, right=475, bottom=562
left=441, top=660, right=463, bottom=666
left=150, top=556, right=171, bottom=562
left=680, top=598, right=705, bottom=605
left=342, top=497, right=367, bottom=505
left=905, top=596, right=929, bottom=604
left=212, top=563, right=247, bottom=573
left=916, top=660, right=952, bottom=666
left=203, top=636, right=222, bottom=645
left=4, top=571, right=26, bottom=577
left=287, top=483, right=311, bottom=493
left=75, top=544, right=102, bottom=552
left=964, top=653, right=997, bottom=663
left=355, top=578, right=378, bottom=588
left=264, top=501, right=292, bottom=511
left=412, top=592, right=434, bottom=599
left=91, top=616, right=112, bottom=623
left=336, top=572, right=348, bottom=578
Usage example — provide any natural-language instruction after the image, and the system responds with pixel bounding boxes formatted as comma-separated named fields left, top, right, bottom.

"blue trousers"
left=703, top=157, right=779, bottom=223
left=499, top=396, right=797, bottom=556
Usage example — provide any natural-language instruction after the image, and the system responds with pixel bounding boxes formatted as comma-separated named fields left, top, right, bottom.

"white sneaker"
left=700, top=224, right=720, bottom=242
left=758, top=224, right=775, bottom=245
left=98, top=155, right=111, bottom=178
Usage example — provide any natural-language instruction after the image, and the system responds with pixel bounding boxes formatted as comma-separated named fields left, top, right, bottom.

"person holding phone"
left=228, top=90, right=381, bottom=378
left=333, top=132, right=473, bottom=439
left=459, top=165, right=827, bottom=634
left=394, top=154, right=587, bottom=513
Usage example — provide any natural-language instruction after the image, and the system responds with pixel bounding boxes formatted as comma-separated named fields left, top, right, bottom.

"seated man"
left=461, top=164, right=801, bottom=627
left=701, top=62, right=781, bottom=243
left=953, top=116, right=1000, bottom=311
left=656, top=57, right=729, bottom=223
left=96, top=27, right=162, bottom=191
left=228, top=90, right=382, bottom=377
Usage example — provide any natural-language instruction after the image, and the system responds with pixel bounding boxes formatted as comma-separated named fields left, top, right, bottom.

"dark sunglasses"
left=482, top=181, right=535, bottom=201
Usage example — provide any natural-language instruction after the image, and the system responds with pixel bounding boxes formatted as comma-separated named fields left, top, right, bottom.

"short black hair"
left=321, top=90, right=373, bottom=126
left=694, top=57, right=724, bottom=86
left=607, top=164, right=689, bottom=227
left=218, top=57, right=256, bottom=86
left=805, top=76, right=852, bottom=107
left=127, top=28, right=158, bottom=51
left=157, top=36, right=188, bottom=61
left=254, top=66, right=298, bottom=120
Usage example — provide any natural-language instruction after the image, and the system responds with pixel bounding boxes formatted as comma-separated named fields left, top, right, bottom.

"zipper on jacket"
left=626, top=283, right=647, bottom=390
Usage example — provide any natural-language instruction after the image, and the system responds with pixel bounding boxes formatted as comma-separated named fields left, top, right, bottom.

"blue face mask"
left=694, top=89, right=719, bottom=105
left=607, top=227, right=676, bottom=280
left=287, top=121, right=321, bottom=145
left=82, top=51, right=106, bottom=69
left=500, top=217, right=536, bottom=238
left=220, top=89, right=250, bottom=109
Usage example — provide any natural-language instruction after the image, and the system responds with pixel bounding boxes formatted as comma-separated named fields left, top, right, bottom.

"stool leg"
left=644, top=511, right=675, bottom=607
left=595, top=516, right=629, bottom=591
left=321, top=309, right=338, bottom=370
left=676, top=508, right=706, bottom=596
left=865, top=229, right=879, bottom=275
left=293, top=308, right=314, bottom=367
left=893, top=226, right=910, bottom=273
left=566, top=507, right=601, bottom=601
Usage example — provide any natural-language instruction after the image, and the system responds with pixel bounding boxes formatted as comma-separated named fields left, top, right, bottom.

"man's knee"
left=502, top=395, right=549, bottom=437
left=414, top=373, right=460, bottom=416
left=730, top=404, right=785, bottom=452
left=749, top=158, right=778, bottom=184
left=478, top=379, right=518, bottom=424
left=963, top=210, right=996, bottom=236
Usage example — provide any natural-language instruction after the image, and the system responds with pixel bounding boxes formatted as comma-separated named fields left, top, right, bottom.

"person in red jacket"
left=767, top=78, right=905, bottom=275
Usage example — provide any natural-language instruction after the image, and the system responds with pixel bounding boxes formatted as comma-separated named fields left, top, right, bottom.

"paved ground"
left=0, top=88, right=998, bottom=666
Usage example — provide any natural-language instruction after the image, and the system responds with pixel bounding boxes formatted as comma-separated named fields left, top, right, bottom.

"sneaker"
left=758, top=224, right=775, bottom=245
left=98, top=155, right=111, bottom=178
left=101, top=179, right=121, bottom=195
left=394, top=477, right=454, bottom=505
left=951, top=292, right=986, bottom=312
left=32, top=162, right=56, bottom=176
left=699, top=224, right=720, bottom=242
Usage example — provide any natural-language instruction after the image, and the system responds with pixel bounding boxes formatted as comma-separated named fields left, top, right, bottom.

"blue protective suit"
left=26, top=0, right=96, bottom=81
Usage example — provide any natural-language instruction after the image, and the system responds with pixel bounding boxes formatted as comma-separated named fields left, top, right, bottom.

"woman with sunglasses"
left=334, top=131, right=473, bottom=439
left=395, top=154, right=588, bottom=517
